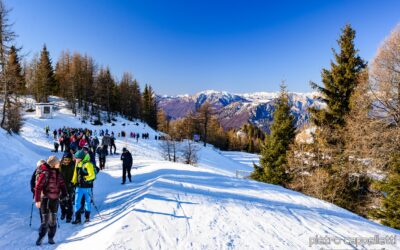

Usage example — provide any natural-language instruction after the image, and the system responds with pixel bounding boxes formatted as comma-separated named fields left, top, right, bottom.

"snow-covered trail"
left=0, top=102, right=399, bottom=249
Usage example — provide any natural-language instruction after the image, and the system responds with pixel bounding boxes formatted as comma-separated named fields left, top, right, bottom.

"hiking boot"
left=84, top=211, right=90, bottom=223
left=121, top=182, right=125, bottom=185
left=66, top=217, right=72, bottom=223
left=72, top=211, right=81, bottom=224
left=36, top=235, right=45, bottom=246
left=48, top=238, right=55, bottom=245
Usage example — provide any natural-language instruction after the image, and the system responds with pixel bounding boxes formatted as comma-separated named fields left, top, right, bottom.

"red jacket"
left=79, top=138, right=87, bottom=148
left=34, top=163, right=67, bottom=202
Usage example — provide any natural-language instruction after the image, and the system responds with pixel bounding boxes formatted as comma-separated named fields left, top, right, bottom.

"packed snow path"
left=0, top=101, right=399, bottom=249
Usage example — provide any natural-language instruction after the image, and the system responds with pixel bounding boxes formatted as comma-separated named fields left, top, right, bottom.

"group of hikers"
left=31, top=126, right=134, bottom=245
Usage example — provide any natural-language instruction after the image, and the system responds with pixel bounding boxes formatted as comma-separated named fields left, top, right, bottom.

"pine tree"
left=142, top=84, right=158, bottom=129
left=148, top=85, right=158, bottom=129
left=34, top=45, right=56, bottom=102
left=0, top=1, right=17, bottom=131
left=142, top=84, right=151, bottom=124
left=2, top=45, right=24, bottom=133
left=6, top=46, right=24, bottom=95
left=373, top=154, right=400, bottom=229
left=94, top=67, right=114, bottom=122
left=157, top=109, right=169, bottom=133
left=252, top=85, right=296, bottom=186
left=197, top=102, right=212, bottom=147
left=310, top=24, right=366, bottom=128
left=130, top=79, right=142, bottom=120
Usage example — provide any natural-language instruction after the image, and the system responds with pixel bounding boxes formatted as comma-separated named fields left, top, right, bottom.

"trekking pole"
left=90, top=192, right=104, bottom=220
left=29, top=200, right=34, bottom=227
left=57, top=211, right=60, bottom=229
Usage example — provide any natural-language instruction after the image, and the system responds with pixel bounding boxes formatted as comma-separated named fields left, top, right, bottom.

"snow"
left=0, top=98, right=399, bottom=249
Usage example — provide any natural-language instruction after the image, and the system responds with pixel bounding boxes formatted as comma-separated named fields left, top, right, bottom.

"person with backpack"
left=59, top=152, right=75, bottom=223
left=71, top=150, right=96, bottom=224
left=78, top=135, right=87, bottom=149
left=90, top=136, right=100, bottom=153
left=83, top=145, right=98, bottom=171
left=34, top=156, right=67, bottom=246
left=101, top=133, right=111, bottom=155
left=97, top=144, right=107, bottom=170
left=120, top=147, right=133, bottom=184
left=30, top=159, right=46, bottom=224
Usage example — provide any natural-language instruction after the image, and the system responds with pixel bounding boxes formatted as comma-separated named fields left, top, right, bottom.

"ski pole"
left=90, top=193, right=103, bottom=220
left=29, top=201, right=34, bottom=227
left=57, top=212, right=60, bottom=229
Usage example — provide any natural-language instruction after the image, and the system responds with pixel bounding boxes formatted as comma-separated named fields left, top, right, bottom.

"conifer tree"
left=252, top=85, right=296, bottom=186
left=6, top=46, right=24, bottom=95
left=148, top=85, right=158, bottom=129
left=373, top=154, right=400, bottom=229
left=197, top=102, right=212, bottom=147
left=310, top=24, right=366, bottom=128
left=142, top=84, right=158, bottom=129
left=94, top=67, right=114, bottom=122
left=0, top=1, right=17, bottom=131
left=142, top=84, right=151, bottom=124
left=1, top=45, right=24, bottom=132
left=34, top=45, right=56, bottom=102
left=130, top=79, right=142, bottom=120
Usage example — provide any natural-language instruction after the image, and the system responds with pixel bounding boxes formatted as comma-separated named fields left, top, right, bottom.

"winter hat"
left=83, top=144, right=90, bottom=151
left=36, top=159, right=46, bottom=168
left=122, top=147, right=127, bottom=152
left=47, top=156, right=60, bottom=167
left=74, top=150, right=86, bottom=159
left=63, top=152, right=72, bottom=160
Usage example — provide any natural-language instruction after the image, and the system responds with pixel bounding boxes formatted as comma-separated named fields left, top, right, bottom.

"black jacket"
left=121, top=151, right=133, bottom=167
left=60, top=161, right=75, bottom=193
left=97, top=146, right=107, bottom=158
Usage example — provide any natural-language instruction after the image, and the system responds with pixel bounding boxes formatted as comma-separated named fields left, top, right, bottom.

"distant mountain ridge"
left=157, top=90, right=323, bottom=132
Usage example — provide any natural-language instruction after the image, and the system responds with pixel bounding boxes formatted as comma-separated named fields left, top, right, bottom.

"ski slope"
left=0, top=100, right=399, bottom=250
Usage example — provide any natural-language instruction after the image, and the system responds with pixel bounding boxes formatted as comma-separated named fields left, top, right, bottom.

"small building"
left=36, top=103, right=54, bottom=119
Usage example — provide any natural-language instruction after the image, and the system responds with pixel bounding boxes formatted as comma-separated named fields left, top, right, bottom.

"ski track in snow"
left=0, top=100, right=399, bottom=250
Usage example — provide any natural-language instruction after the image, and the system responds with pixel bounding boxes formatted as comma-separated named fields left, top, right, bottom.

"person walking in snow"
left=52, top=139, right=59, bottom=153
left=45, top=126, right=50, bottom=137
left=71, top=150, right=96, bottom=224
left=120, top=147, right=133, bottom=184
left=30, top=159, right=46, bottom=224
left=78, top=135, right=87, bottom=150
left=110, top=133, right=116, bottom=155
left=101, top=133, right=111, bottom=155
left=97, top=144, right=107, bottom=170
left=90, top=136, right=100, bottom=153
left=59, top=152, right=75, bottom=223
left=34, top=156, right=67, bottom=246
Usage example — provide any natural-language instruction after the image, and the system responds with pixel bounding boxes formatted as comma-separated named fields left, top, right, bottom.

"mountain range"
left=157, top=90, right=323, bottom=132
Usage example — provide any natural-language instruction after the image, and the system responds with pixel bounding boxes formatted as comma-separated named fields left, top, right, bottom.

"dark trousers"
left=60, top=189, right=74, bottom=221
left=110, top=144, right=116, bottom=154
left=39, top=198, right=59, bottom=239
left=99, top=157, right=106, bottom=170
left=122, top=165, right=132, bottom=183
left=60, top=142, right=64, bottom=152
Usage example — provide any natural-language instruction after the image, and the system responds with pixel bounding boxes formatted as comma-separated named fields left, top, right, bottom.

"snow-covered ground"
left=0, top=100, right=399, bottom=250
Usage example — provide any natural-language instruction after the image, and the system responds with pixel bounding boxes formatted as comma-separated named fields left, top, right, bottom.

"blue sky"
left=8, top=0, right=400, bottom=95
